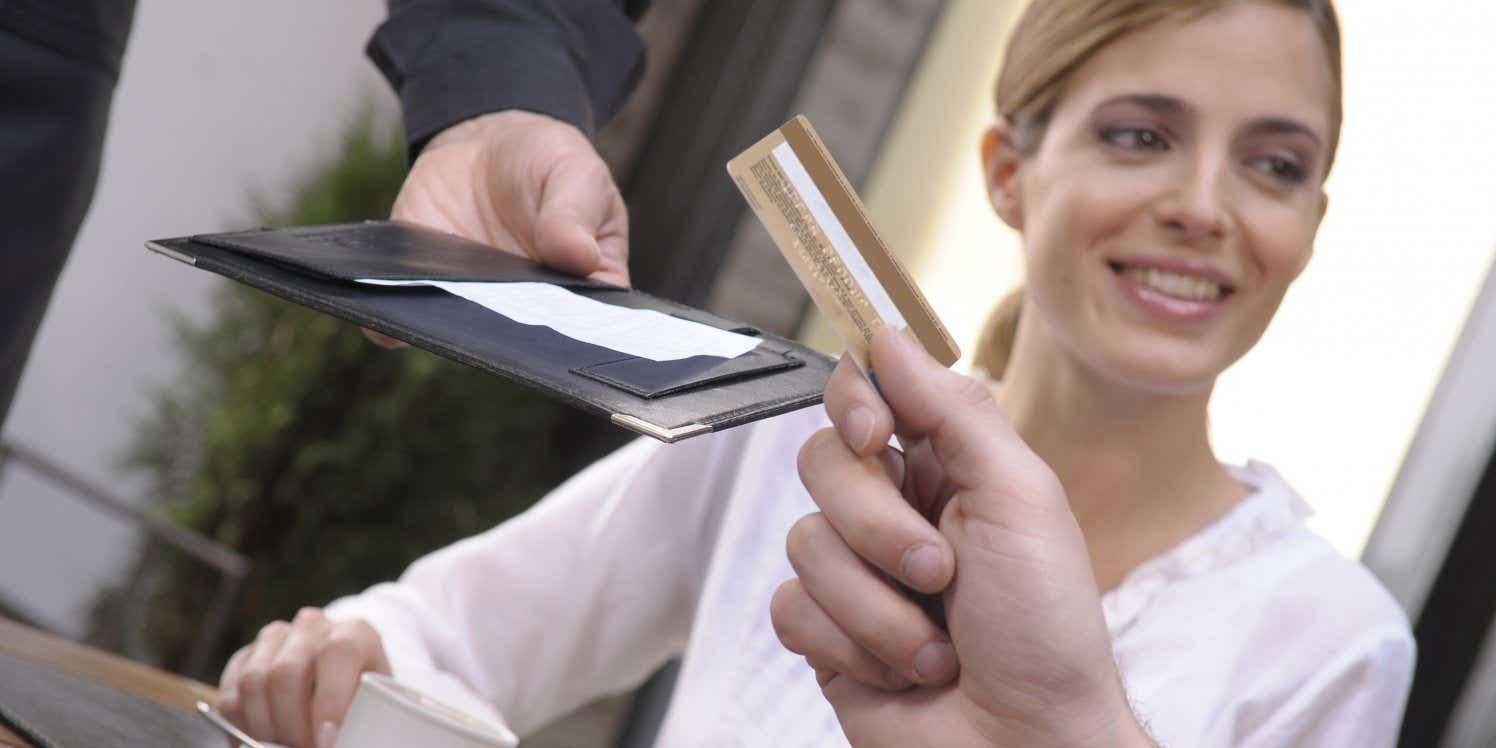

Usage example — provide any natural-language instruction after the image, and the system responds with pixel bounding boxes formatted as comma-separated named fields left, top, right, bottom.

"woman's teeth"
left=1122, top=266, right=1223, bottom=302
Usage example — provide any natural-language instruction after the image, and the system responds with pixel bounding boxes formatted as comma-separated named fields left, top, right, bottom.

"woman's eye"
left=1251, top=154, right=1307, bottom=184
left=1101, top=127, right=1168, bottom=151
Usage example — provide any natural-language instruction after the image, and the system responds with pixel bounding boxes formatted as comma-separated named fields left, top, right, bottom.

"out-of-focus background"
left=0, top=1, right=1492, bottom=747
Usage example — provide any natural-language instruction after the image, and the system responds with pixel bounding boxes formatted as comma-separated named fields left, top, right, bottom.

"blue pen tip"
left=868, top=371, right=885, bottom=400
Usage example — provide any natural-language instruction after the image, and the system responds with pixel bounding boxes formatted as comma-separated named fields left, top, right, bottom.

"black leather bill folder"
left=145, top=221, right=834, bottom=442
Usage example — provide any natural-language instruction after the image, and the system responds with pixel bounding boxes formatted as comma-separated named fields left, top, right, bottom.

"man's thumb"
left=531, top=158, right=612, bottom=277
left=868, top=327, right=1057, bottom=515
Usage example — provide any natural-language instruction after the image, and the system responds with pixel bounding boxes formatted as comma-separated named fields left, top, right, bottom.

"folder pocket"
left=573, top=344, right=805, bottom=399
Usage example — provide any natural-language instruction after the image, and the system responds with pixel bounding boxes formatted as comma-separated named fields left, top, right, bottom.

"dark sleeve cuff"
left=368, top=0, right=646, bottom=159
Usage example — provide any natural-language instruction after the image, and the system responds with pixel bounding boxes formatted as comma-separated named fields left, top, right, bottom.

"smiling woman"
left=773, top=0, right=1416, bottom=745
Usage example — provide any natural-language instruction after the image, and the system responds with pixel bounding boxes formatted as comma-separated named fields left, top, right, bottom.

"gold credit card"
left=727, top=115, right=959, bottom=373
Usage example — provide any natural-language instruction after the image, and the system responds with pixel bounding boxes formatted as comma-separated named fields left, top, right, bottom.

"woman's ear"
left=982, top=121, right=1025, bottom=231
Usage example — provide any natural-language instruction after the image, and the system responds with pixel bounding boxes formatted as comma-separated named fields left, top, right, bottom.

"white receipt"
left=356, top=279, right=761, bottom=362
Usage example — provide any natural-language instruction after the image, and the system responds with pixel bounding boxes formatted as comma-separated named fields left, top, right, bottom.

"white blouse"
left=325, top=406, right=1414, bottom=747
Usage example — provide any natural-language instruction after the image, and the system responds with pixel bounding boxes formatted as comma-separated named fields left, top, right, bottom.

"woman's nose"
left=1152, top=154, right=1230, bottom=245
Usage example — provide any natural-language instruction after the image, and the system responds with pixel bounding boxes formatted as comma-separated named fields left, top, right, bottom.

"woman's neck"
left=994, top=315, right=1250, bottom=592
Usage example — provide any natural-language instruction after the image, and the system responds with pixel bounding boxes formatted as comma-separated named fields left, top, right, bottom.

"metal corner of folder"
left=610, top=414, right=711, bottom=443
left=144, top=240, right=198, bottom=266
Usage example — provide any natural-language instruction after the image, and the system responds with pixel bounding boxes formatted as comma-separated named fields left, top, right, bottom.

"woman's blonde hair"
left=978, top=0, right=1343, bottom=379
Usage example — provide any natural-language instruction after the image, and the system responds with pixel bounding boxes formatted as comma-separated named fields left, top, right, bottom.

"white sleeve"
left=322, top=425, right=749, bottom=736
left=1236, top=630, right=1415, bottom=748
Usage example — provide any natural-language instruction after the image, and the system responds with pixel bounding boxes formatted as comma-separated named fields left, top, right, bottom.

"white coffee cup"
left=334, top=673, right=518, bottom=748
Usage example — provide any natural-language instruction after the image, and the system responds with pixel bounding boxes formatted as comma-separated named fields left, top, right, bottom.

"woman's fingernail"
left=846, top=406, right=875, bottom=452
left=913, top=640, right=957, bottom=684
left=318, top=720, right=339, bottom=748
left=901, top=544, right=946, bottom=592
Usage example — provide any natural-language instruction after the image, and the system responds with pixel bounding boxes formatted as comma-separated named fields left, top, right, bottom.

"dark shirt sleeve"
left=369, top=0, right=651, bottom=157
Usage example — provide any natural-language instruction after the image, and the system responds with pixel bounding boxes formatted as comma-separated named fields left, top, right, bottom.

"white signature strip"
left=770, top=141, right=907, bottom=330
left=357, top=279, right=760, bottom=362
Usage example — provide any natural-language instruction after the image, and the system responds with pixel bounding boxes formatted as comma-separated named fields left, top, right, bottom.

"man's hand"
left=772, top=328, right=1153, bottom=747
left=218, top=608, right=391, bottom=748
left=366, top=109, right=630, bottom=348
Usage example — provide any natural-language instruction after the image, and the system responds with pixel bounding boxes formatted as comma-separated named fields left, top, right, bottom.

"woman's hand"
left=217, top=608, right=391, bottom=748
left=366, top=109, right=630, bottom=348
left=772, top=327, right=1152, bottom=747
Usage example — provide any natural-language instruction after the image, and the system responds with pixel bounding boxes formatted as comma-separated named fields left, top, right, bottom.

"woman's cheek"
left=1249, top=194, right=1319, bottom=275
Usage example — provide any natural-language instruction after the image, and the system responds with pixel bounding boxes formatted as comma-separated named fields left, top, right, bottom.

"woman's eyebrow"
left=1243, top=117, right=1323, bottom=146
left=1094, top=93, right=1188, bottom=115
left=1094, top=94, right=1324, bottom=146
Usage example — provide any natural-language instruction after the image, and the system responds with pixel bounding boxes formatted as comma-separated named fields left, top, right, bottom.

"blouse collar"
left=1100, top=461, right=1313, bottom=637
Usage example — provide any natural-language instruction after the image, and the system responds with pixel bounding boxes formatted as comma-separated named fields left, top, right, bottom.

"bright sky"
left=853, top=0, right=1496, bottom=557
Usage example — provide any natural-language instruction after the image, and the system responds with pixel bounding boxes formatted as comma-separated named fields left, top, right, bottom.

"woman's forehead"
left=1053, top=3, right=1335, bottom=134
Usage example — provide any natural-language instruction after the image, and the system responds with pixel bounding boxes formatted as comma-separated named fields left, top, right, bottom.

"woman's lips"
left=1106, top=260, right=1235, bottom=322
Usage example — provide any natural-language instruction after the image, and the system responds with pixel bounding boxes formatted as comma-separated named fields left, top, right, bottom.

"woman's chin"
left=1085, top=340, right=1228, bottom=398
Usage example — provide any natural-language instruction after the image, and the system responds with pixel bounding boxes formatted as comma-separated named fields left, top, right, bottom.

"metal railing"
left=0, top=440, right=249, bottom=680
